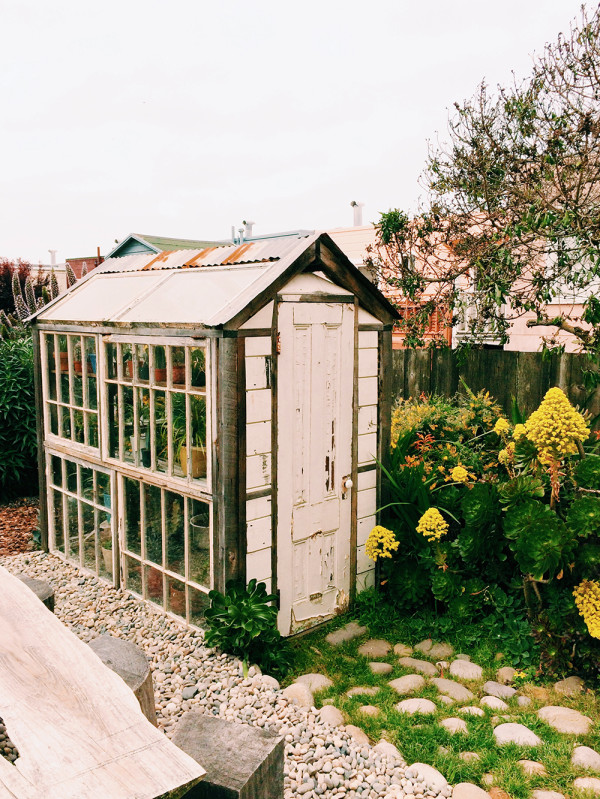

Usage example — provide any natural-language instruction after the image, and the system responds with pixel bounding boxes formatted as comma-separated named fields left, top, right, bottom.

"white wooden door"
left=277, top=301, right=355, bottom=635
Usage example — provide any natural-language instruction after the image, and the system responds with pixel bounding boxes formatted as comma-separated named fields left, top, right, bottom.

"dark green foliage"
left=0, top=336, right=38, bottom=498
left=574, top=454, right=600, bottom=490
left=205, top=579, right=289, bottom=676
left=498, top=475, right=545, bottom=509
left=504, top=502, right=573, bottom=580
left=567, top=496, right=600, bottom=539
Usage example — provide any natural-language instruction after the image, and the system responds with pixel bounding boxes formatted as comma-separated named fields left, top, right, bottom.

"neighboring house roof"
left=106, top=233, right=229, bottom=259
left=33, top=233, right=398, bottom=329
left=325, top=225, right=377, bottom=267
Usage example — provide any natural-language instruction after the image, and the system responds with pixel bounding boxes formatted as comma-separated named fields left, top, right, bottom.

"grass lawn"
left=284, top=592, right=600, bottom=798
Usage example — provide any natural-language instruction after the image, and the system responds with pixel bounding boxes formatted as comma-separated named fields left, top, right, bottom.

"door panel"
left=277, top=301, right=354, bottom=634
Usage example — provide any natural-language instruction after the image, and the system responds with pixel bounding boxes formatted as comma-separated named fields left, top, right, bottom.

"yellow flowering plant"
left=365, top=525, right=400, bottom=562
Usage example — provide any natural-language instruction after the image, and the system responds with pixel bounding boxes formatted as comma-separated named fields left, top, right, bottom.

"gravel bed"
left=0, top=717, right=19, bottom=763
left=1, top=552, right=449, bottom=799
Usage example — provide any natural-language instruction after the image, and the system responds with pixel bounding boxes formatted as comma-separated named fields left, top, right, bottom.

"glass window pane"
left=52, top=490, right=65, bottom=552
left=49, top=403, right=58, bottom=435
left=88, top=413, right=99, bottom=448
left=189, top=395, right=207, bottom=479
left=67, top=496, right=79, bottom=562
left=46, top=334, right=57, bottom=401
left=60, top=407, right=71, bottom=439
left=153, top=345, right=167, bottom=385
left=97, top=471, right=111, bottom=508
left=171, top=392, right=187, bottom=478
left=84, top=336, right=97, bottom=377
left=190, top=347, right=206, bottom=389
left=146, top=565, right=163, bottom=607
left=100, top=521, right=113, bottom=579
left=81, top=466, right=94, bottom=501
left=123, top=385, right=134, bottom=463
left=136, top=343, right=149, bottom=382
left=189, top=587, right=210, bottom=627
left=107, top=383, right=118, bottom=458
left=124, top=477, right=141, bottom=555
left=153, top=390, right=167, bottom=473
left=168, top=576, right=186, bottom=617
left=139, top=388, right=151, bottom=468
left=144, top=484, right=163, bottom=566
left=125, top=556, right=142, bottom=595
left=66, top=460, right=77, bottom=493
left=189, top=499, right=210, bottom=587
left=171, top=346, right=186, bottom=386
left=106, top=342, right=117, bottom=380
left=73, top=409, right=85, bottom=444
left=82, top=502, right=96, bottom=571
left=165, top=491, right=184, bottom=573
left=121, top=342, right=133, bottom=381
left=50, top=455, right=62, bottom=487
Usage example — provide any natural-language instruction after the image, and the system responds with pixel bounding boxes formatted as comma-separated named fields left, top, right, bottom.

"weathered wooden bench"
left=0, top=565, right=205, bottom=799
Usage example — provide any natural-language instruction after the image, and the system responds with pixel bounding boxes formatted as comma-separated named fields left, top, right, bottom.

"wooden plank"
left=32, top=327, right=49, bottom=551
left=270, top=299, right=280, bottom=605
left=405, top=348, right=431, bottom=399
left=430, top=348, right=458, bottom=398
left=0, top=565, right=204, bottom=799
left=349, top=299, right=359, bottom=605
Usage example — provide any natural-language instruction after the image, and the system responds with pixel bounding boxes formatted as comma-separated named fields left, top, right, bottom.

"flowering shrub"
left=574, top=580, right=600, bottom=639
left=365, top=526, right=399, bottom=561
left=524, top=387, right=589, bottom=463
left=416, top=508, right=449, bottom=541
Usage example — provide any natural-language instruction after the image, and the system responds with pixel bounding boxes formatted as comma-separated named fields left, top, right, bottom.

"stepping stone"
left=517, top=696, right=532, bottom=707
left=358, top=639, right=391, bottom=658
left=347, top=686, right=380, bottom=698
left=450, top=660, right=483, bottom=681
left=574, top=777, right=600, bottom=795
left=459, top=752, right=481, bottom=763
left=489, top=788, right=511, bottom=799
left=320, top=705, right=344, bottom=726
left=523, top=685, right=550, bottom=702
left=389, top=674, right=425, bottom=695
left=282, top=683, right=314, bottom=707
left=369, top=662, right=393, bottom=675
left=452, top=783, right=489, bottom=799
left=439, top=696, right=454, bottom=706
left=518, top=760, right=546, bottom=775
left=496, top=667, right=516, bottom=685
left=440, top=717, right=468, bottom=734
left=296, top=673, right=334, bottom=692
left=538, top=706, right=592, bottom=735
left=455, top=653, right=471, bottom=661
left=398, top=657, right=438, bottom=676
left=480, top=695, right=509, bottom=711
left=493, top=723, right=541, bottom=746
left=555, top=676, right=584, bottom=697
left=429, top=643, right=454, bottom=659
left=260, top=675, right=280, bottom=691
left=345, top=724, right=369, bottom=745
left=482, top=681, right=516, bottom=699
left=374, top=740, right=404, bottom=762
left=430, top=677, right=474, bottom=702
left=359, top=705, right=380, bottom=717
left=572, top=746, right=600, bottom=771
left=406, top=763, right=448, bottom=790
left=460, top=706, right=485, bottom=717
left=393, top=643, right=413, bottom=657
left=326, top=621, right=367, bottom=646
left=414, top=639, right=433, bottom=654
left=396, top=698, right=437, bottom=715
left=482, top=774, right=495, bottom=787
left=532, top=793, right=565, bottom=799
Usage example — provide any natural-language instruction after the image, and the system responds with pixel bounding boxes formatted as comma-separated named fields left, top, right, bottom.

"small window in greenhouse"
left=104, top=340, right=209, bottom=485
left=120, top=475, right=212, bottom=625
left=47, top=454, right=114, bottom=580
left=42, top=333, right=99, bottom=450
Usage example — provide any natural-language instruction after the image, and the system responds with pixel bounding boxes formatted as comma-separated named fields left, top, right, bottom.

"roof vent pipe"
left=350, top=201, right=364, bottom=227
left=231, top=225, right=236, bottom=243
left=48, top=249, right=58, bottom=266
left=243, top=220, right=255, bottom=239
left=238, top=227, right=245, bottom=243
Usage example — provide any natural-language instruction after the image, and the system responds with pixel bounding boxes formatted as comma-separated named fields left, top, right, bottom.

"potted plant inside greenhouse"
left=172, top=394, right=207, bottom=479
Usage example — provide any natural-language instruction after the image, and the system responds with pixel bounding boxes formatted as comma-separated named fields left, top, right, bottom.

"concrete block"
left=173, top=711, right=283, bottom=799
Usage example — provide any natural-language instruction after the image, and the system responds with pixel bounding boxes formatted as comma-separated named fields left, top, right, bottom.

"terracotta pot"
left=147, top=566, right=163, bottom=597
left=101, top=546, right=113, bottom=575
left=74, top=360, right=83, bottom=374
left=172, top=365, right=186, bottom=385
left=125, top=360, right=133, bottom=378
left=179, top=446, right=207, bottom=478
left=169, top=584, right=186, bottom=615
left=59, top=352, right=69, bottom=372
left=154, top=367, right=167, bottom=383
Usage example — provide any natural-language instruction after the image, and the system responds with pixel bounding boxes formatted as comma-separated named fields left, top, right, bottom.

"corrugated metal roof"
left=98, top=236, right=309, bottom=274
left=137, top=233, right=229, bottom=250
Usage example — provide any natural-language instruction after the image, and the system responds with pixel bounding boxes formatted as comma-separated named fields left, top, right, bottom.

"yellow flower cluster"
left=513, top=424, right=527, bottom=441
left=365, top=525, right=399, bottom=562
left=416, top=508, right=449, bottom=542
left=525, top=387, right=589, bottom=463
left=494, top=418, right=510, bottom=436
left=498, top=442, right=515, bottom=466
left=573, top=580, right=600, bottom=639
left=450, top=465, right=469, bottom=483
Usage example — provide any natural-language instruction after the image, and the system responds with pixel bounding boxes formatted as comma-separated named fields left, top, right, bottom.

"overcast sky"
left=0, top=0, right=588, bottom=263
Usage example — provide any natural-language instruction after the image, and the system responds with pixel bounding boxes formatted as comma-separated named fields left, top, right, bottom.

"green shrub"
left=205, top=579, right=290, bottom=677
left=0, top=335, right=38, bottom=498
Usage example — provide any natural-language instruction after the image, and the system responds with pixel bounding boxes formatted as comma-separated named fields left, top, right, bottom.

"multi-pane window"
left=120, top=476, right=211, bottom=625
left=105, top=341, right=208, bottom=484
left=43, top=333, right=99, bottom=448
left=47, top=454, right=113, bottom=579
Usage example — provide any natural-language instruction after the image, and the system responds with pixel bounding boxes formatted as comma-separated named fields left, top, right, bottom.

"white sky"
left=0, top=0, right=587, bottom=263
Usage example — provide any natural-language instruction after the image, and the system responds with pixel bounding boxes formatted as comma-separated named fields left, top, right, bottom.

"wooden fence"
left=390, top=348, right=600, bottom=421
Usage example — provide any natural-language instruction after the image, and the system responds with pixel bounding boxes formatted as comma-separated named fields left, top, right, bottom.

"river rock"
left=518, top=760, right=546, bottom=775
left=396, top=698, right=437, bottom=715
left=319, top=705, right=344, bottom=726
left=573, top=778, right=600, bottom=795
left=538, top=706, right=592, bottom=734
left=517, top=695, right=532, bottom=707
left=452, top=783, right=489, bottom=799
left=369, top=661, right=393, bottom=675
left=325, top=621, right=367, bottom=646
left=414, top=639, right=433, bottom=654
left=358, top=639, right=392, bottom=658
left=359, top=704, right=380, bottom=717
left=496, top=667, right=516, bottom=685
left=374, top=739, right=404, bottom=761
left=347, top=685, right=380, bottom=697
left=407, top=762, right=448, bottom=790
left=572, top=746, right=600, bottom=771
left=429, top=642, right=454, bottom=659
left=493, top=723, right=541, bottom=746
left=296, top=673, right=334, bottom=692
left=459, top=752, right=481, bottom=763
left=480, top=695, right=509, bottom=711
left=394, top=643, right=414, bottom=657
left=532, top=793, right=564, bottom=799
left=460, top=706, right=485, bottom=717
left=398, top=657, right=438, bottom=677
left=554, top=676, right=584, bottom=697
left=449, top=660, right=483, bottom=681
left=430, top=677, right=474, bottom=702
left=282, top=682, right=314, bottom=707
left=389, top=674, right=425, bottom=695
left=345, top=724, right=369, bottom=745
left=482, top=681, right=516, bottom=699
left=440, top=717, right=468, bottom=734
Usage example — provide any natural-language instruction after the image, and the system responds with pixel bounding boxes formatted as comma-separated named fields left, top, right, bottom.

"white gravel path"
left=1, top=551, right=452, bottom=799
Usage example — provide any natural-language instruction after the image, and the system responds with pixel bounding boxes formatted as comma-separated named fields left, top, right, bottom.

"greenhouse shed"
left=32, top=233, right=398, bottom=635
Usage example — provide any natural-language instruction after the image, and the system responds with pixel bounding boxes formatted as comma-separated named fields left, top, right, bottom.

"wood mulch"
left=0, top=498, right=38, bottom=557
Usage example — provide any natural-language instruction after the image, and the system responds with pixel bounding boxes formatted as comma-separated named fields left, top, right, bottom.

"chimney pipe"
left=350, top=201, right=364, bottom=227
left=243, top=220, right=255, bottom=239
left=48, top=249, right=58, bottom=266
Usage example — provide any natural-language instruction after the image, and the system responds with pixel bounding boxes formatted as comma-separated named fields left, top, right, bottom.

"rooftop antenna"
left=350, top=200, right=364, bottom=227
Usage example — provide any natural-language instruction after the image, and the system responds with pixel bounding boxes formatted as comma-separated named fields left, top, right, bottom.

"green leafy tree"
left=369, top=6, right=600, bottom=357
